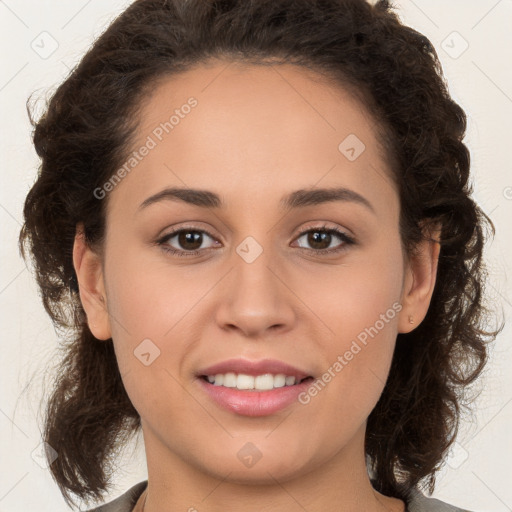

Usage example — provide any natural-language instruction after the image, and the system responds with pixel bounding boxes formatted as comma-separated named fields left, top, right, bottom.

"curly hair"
left=19, top=0, right=501, bottom=508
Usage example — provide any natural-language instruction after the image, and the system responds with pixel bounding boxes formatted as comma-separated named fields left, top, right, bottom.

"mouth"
left=194, top=358, right=316, bottom=414
left=196, top=357, right=314, bottom=387
left=198, top=374, right=315, bottom=391
left=196, top=374, right=316, bottom=416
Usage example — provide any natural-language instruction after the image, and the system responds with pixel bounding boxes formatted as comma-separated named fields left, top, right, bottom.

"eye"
left=156, top=227, right=220, bottom=257
left=293, top=224, right=356, bottom=255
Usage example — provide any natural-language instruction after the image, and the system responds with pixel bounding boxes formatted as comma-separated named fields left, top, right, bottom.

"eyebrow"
left=138, top=186, right=375, bottom=214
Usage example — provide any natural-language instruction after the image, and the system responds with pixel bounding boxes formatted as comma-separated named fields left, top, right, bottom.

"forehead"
left=106, top=59, right=396, bottom=217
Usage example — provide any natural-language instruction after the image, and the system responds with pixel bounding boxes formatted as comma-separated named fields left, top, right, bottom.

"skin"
left=73, top=59, right=440, bottom=512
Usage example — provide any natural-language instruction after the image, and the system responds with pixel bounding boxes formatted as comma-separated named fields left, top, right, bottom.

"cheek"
left=105, top=238, right=207, bottom=334
left=102, top=242, right=197, bottom=377
left=303, top=241, right=403, bottom=419
left=103, top=244, right=202, bottom=420
left=304, top=235, right=403, bottom=341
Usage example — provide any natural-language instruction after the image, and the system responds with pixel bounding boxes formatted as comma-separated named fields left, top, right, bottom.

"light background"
left=1, top=0, right=511, bottom=511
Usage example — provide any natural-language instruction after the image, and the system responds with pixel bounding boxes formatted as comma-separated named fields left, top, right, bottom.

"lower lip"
left=197, top=376, right=315, bottom=417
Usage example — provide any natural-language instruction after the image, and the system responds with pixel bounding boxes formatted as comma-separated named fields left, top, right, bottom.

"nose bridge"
left=214, top=233, right=296, bottom=336
left=235, top=236, right=277, bottom=296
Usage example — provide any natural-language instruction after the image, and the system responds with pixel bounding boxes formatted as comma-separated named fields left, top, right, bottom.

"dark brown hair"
left=19, top=0, right=502, bottom=508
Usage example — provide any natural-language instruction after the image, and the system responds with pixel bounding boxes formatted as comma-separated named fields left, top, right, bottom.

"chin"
left=204, top=459, right=308, bottom=485
left=219, top=442, right=315, bottom=481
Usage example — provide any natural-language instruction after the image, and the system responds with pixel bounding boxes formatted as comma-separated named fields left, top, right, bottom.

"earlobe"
left=72, top=223, right=111, bottom=340
left=398, top=223, right=441, bottom=333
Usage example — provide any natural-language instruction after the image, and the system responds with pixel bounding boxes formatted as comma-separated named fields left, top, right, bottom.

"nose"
left=214, top=244, right=297, bottom=338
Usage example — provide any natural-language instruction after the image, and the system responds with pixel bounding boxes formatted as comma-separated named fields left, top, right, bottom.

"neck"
left=140, top=422, right=405, bottom=512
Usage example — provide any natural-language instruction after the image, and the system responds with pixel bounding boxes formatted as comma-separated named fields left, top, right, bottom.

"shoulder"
left=407, top=487, right=475, bottom=512
left=85, top=481, right=148, bottom=512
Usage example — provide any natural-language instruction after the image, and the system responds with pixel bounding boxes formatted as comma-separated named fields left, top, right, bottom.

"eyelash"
left=156, top=224, right=356, bottom=258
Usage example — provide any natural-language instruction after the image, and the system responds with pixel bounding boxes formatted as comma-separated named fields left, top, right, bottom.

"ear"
left=72, top=223, right=111, bottom=340
left=398, top=222, right=442, bottom=333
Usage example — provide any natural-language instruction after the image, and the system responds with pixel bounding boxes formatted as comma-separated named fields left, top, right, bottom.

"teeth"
left=205, top=372, right=300, bottom=390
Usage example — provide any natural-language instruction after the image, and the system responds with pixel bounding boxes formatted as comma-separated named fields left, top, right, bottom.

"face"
left=75, top=59, right=439, bottom=486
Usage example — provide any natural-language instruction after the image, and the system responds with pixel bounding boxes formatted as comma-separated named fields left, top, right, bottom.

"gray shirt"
left=86, top=480, right=474, bottom=511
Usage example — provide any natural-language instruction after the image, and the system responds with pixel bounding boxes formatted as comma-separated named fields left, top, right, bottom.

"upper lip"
left=197, top=358, right=312, bottom=381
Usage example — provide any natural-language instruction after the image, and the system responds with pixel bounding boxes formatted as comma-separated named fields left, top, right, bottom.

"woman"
left=19, top=0, right=500, bottom=510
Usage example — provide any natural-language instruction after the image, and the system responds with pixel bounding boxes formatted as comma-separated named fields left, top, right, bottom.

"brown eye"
left=176, top=231, right=204, bottom=251
left=157, top=228, right=219, bottom=257
left=294, top=226, right=356, bottom=254
left=303, top=231, right=333, bottom=250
